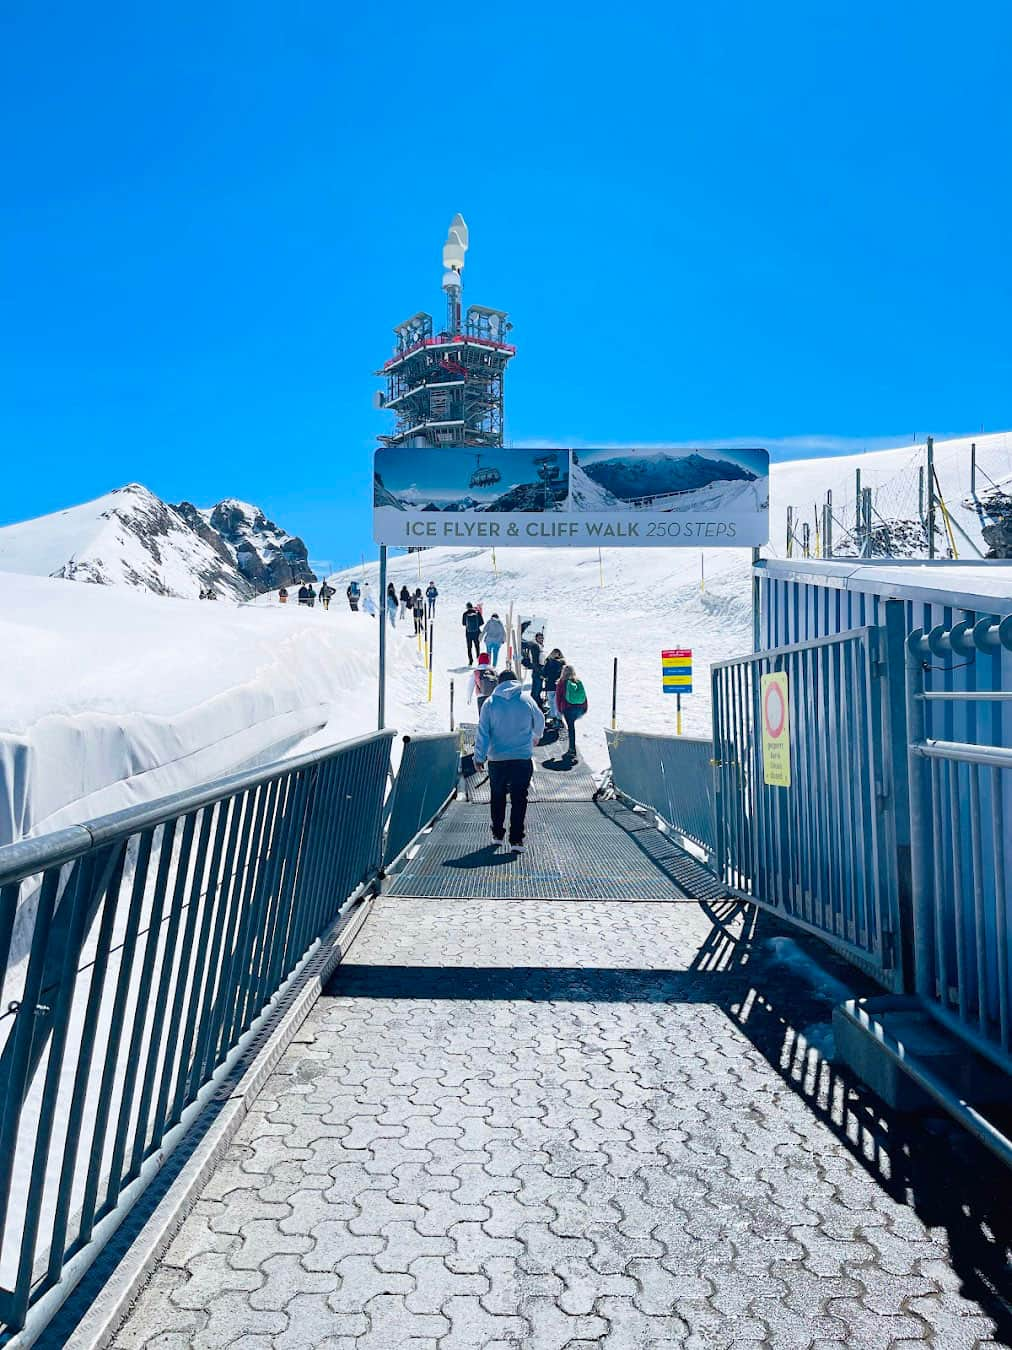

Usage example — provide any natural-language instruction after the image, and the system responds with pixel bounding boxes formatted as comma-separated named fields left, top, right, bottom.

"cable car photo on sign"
left=373, top=446, right=769, bottom=548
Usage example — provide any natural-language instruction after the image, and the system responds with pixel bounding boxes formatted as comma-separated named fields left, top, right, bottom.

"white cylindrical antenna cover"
left=442, top=269, right=461, bottom=291
left=450, top=214, right=469, bottom=249
left=443, top=232, right=466, bottom=271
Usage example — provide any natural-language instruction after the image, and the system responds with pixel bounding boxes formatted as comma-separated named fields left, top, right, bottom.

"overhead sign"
left=761, top=672, right=790, bottom=788
left=661, top=649, right=692, bottom=694
left=374, top=446, right=769, bottom=548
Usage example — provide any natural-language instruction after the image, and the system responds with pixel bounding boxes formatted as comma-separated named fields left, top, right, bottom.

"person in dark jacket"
left=298, top=585, right=310, bottom=606
left=306, top=583, right=317, bottom=607
left=541, top=648, right=564, bottom=713
left=462, top=603, right=482, bottom=664
left=529, top=631, right=546, bottom=705
left=346, top=581, right=360, bottom=611
left=318, top=582, right=335, bottom=611
left=279, top=586, right=289, bottom=604
left=412, top=588, right=426, bottom=634
left=399, top=584, right=411, bottom=620
left=426, top=581, right=439, bottom=617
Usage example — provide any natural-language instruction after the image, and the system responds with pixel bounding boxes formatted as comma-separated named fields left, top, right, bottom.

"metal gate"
left=712, top=623, right=909, bottom=989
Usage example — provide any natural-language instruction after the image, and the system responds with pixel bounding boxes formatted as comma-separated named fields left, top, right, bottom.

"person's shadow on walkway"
left=443, top=844, right=518, bottom=870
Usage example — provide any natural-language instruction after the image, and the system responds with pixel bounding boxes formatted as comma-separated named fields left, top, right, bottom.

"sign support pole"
left=428, top=618, right=434, bottom=702
left=676, top=692, right=682, bottom=737
left=450, top=679, right=455, bottom=731
left=377, top=545, right=387, bottom=729
left=751, top=547, right=761, bottom=652
left=611, top=657, right=618, bottom=731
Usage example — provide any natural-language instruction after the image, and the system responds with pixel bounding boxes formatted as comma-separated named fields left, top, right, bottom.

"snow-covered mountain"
left=0, top=485, right=316, bottom=600
left=579, top=450, right=756, bottom=501
left=188, top=498, right=314, bottom=592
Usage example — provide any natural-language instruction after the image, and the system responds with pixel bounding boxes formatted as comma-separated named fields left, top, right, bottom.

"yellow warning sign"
left=760, top=672, right=790, bottom=787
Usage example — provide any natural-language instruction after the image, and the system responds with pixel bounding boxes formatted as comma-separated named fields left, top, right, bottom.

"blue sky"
left=2, top=2, right=1010, bottom=568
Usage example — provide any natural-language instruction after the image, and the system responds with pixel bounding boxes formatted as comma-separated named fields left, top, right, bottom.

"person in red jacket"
left=553, top=663, right=588, bottom=762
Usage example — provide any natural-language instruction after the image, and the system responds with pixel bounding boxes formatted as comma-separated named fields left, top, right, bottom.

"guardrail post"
left=881, top=601, right=914, bottom=989
left=905, top=629, right=934, bottom=1000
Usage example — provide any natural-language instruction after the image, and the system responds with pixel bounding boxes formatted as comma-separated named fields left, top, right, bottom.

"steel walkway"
left=101, top=765, right=1012, bottom=1350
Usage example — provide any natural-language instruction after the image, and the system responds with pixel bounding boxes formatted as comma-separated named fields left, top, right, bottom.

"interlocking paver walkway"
left=114, top=896, right=1012, bottom=1349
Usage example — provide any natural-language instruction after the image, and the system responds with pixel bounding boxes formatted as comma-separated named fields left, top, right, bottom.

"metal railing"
left=384, top=733, right=460, bottom=867
left=0, top=730, right=394, bottom=1331
left=712, top=625, right=908, bottom=989
left=605, top=730, right=716, bottom=861
left=907, top=617, right=1012, bottom=1069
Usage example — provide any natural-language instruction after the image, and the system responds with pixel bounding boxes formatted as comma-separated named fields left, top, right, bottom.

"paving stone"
left=112, top=895, right=1010, bottom=1350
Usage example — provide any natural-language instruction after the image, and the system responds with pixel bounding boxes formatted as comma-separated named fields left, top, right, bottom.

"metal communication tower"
left=374, top=215, right=515, bottom=448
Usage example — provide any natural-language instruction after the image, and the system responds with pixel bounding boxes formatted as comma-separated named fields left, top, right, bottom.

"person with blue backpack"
left=553, top=663, right=588, bottom=762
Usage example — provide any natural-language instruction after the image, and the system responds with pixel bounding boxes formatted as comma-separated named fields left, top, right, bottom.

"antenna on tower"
left=442, top=214, right=468, bottom=335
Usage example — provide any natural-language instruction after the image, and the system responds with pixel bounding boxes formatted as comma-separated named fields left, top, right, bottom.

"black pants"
left=564, top=710, right=579, bottom=755
left=489, top=759, right=534, bottom=844
left=466, top=633, right=480, bottom=662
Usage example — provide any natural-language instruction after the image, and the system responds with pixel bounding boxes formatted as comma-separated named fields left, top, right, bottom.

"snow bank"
left=0, top=575, right=387, bottom=845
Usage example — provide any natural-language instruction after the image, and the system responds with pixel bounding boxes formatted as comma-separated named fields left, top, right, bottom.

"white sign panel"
left=374, top=446, right=769, bottom=548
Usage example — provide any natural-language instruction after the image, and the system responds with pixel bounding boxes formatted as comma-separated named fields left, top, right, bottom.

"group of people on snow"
left=461, top=602, right=506, bottom=666
left=272, top=582, right=336, bottom=610
left=466, top=611, right=587, bottom=763
left=384, top=582, right=438, bottom=632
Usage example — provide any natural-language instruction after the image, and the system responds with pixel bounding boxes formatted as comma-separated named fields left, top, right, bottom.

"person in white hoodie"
left=473, top=670, right=546, bottom=852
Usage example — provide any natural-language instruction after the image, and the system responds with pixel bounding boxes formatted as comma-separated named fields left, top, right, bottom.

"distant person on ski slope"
left=426, top=581, right=438, bottom=617
left=462, top=603, right=482, bottom=664
left=298, top=584, right=310, bottom=606
left=319, top=582, right=335, bottom=611
left=346, top=581, right=360, bottom=612
left=482, top=613, right=507, bottom=667
left=412, top=588, right=426, bottom=634
left=362, top=588, right=377, bottom=618
left=529, top=631, right=546, bottom=705
left=469, top=653, right=498, bottom=712
left=474, top=670, right=545, bottom=853
left=541, top=648, right=565, bottom=716
left=399, top=584, right=411, bottom=620
left=386, top=583, right=398, bottom=627
left=279, top=586, right=288, bottom=605
left=554, top=663, right=588, bottom=761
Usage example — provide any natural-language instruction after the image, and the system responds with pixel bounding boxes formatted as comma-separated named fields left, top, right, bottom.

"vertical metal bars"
left=0, top=730, right=394, bottom=1331
left=711, top=626, right=905, bottom=989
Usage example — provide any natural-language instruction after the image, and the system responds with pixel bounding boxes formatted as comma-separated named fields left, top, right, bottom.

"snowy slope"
left=2, top=432, right=1009, bottom=847
left=0, top=485, right=251, bottom=599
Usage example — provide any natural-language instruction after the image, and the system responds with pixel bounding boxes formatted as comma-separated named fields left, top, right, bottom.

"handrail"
left=0, top=730, right=395, bottom=886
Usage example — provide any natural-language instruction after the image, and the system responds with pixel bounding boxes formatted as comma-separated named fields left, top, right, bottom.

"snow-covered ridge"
left=0, top=484, right=316, bottom=600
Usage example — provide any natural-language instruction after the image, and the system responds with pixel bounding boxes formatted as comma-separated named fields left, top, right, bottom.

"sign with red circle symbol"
left=760, top=672, right=790, bottom=787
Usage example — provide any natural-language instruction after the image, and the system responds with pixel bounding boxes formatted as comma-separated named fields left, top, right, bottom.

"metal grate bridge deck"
left=386, top=799, right=726, bottom=901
